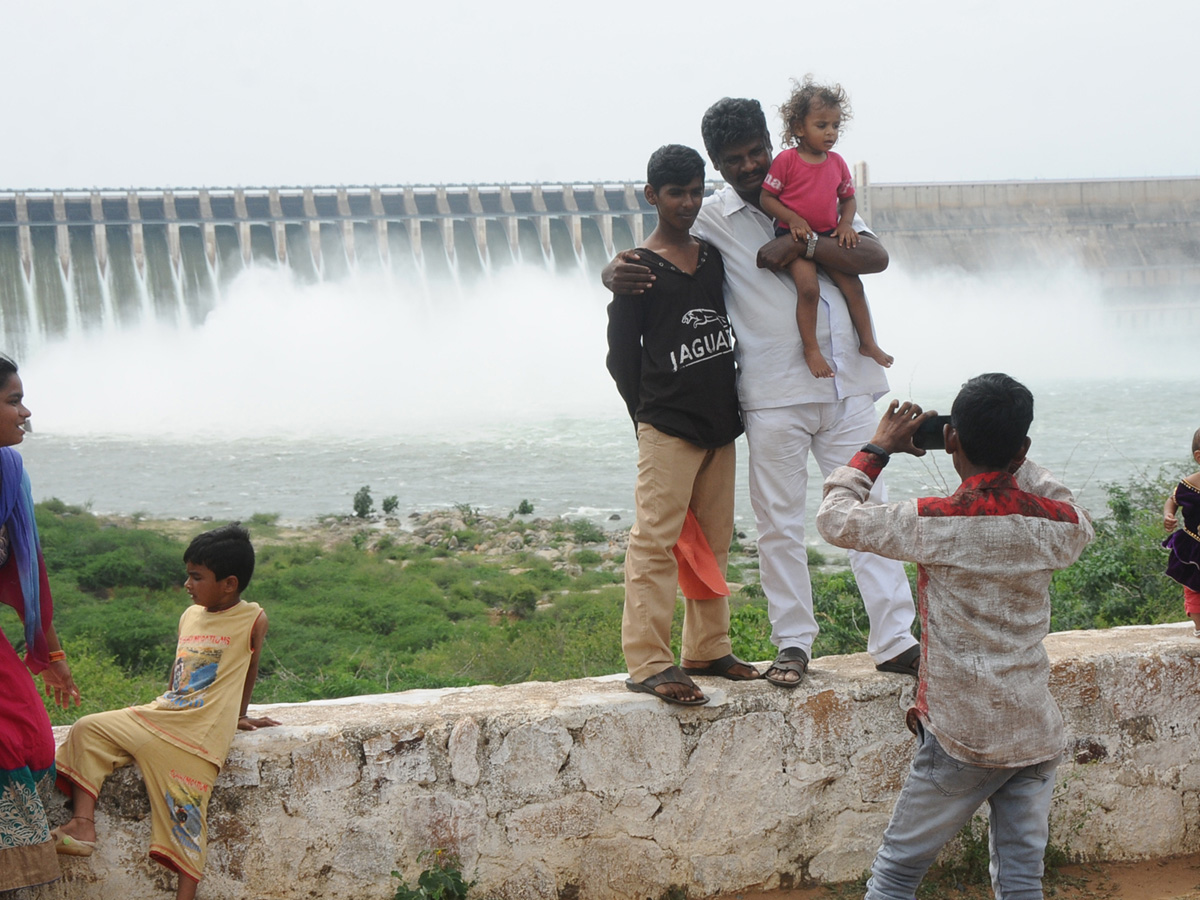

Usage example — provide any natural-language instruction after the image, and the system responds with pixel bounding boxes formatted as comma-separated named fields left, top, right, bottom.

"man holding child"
left=604, top=97, right=918, bottom=687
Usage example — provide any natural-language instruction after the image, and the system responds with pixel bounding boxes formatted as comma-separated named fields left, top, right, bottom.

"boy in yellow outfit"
left=54, top=523, right=279, bottom=900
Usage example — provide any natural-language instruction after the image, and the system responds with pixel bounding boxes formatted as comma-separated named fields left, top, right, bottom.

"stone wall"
left=23, top=623, right=1200, bottom=900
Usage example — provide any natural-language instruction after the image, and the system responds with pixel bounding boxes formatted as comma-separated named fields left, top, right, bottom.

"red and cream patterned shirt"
left=817, top=456, right=1094, bottom=767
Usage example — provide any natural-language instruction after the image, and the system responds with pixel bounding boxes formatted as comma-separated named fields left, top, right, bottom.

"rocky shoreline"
left=145, top=506, right=768, bottom=584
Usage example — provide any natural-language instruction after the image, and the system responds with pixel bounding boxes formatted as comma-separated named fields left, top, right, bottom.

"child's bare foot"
left=804, top=346, right=835, bottom=378
left=860, top=343, right=894, bottom=367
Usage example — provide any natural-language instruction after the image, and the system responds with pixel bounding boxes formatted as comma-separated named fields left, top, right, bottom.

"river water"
left=13, top=260, right=1193, bottom=542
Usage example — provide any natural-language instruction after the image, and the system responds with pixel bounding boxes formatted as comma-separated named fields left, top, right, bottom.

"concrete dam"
left=0, top=173, right=1197, bottom=354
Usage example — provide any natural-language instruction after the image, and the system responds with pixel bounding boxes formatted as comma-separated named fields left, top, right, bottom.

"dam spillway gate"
left=1, top=176, right=1198, bottom=355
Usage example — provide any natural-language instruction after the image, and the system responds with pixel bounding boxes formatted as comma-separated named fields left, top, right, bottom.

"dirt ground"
left=715, top=853, right=1200, bottom=900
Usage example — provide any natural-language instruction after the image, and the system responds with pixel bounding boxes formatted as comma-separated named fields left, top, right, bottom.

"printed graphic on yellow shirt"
left=161, top=643, right=223, bottom=710
left=165, top=782, right=205, bottom=858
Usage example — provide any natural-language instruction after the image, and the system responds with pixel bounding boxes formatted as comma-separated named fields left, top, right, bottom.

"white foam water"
left=14, top=259, right=1192, bottom=533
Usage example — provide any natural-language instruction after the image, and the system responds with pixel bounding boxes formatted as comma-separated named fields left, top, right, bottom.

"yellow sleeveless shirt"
left=130, top=600, right=263, bottom=767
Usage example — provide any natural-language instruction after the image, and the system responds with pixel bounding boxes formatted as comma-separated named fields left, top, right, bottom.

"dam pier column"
left=199, top=190, right=217, bottom=270
left=468, top=186, right=487, bottom=267
left=163, top=191, right=182, bottom=275
left=337, top=188, right=355, bottom=264
left=854, top=161, right=870, bottom=225
left=91, top=192, right=108, bottom=276
left=269, top=189, right=287, bottom=264
left=532, top=185, right=551, bottom=260
left=234, top=190, right=251, bottom=266
left=435, top=186, right=453, bottom=264
left=563, top=184, right=582, bottom=259
left=302, top=189, right=322, bottom=273
left=403, top=188, right=421, bottom=267
left=15, top=194, right=32, bottom=282
left=624, top=184, right=644, bottom=247
left=127, top=192, right=145, bottom=278
left=499, top=186, right=518, bottom=260
left=593, top=184, right=614, bottom=259
left=370, top=188, right=388, bottom=267
left=52, top=193, right=70, bottom=278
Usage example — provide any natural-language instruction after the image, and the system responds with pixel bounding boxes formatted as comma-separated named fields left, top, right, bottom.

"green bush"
left=393, top=850, right=474, bottom=900
left=729, top=603, right=773, bottom=662
left=1050, top=474, right=1181, bottom=630
left=570, top=518, right=605, bottom=545
left=382, top=496, right=399, bottom=515
left=353, top=486, right=374, bottom=518
left=78, top=548, right=144, bottom=593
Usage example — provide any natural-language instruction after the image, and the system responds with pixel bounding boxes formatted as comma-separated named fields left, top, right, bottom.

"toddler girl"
left=759, top=76, right=892, bottom=378
left=1163, top=427, right=1200, bottom=635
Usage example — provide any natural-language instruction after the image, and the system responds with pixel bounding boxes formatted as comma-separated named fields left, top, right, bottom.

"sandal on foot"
left=681, top=654, right=760, bottom=681
left=764, top=647, right=808, bottom=688
left=625, top=665, right=708, bottom=706
left=875, top=645, right=920, bottom=676
left=52, top=828, right=96, bottom=857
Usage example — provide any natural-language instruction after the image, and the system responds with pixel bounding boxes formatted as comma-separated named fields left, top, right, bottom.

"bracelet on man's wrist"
left=861, top=443, right=891, bottom=465
left=804, top=232, right=819, bottom=260
left=48, top=650, right=67, bottom=663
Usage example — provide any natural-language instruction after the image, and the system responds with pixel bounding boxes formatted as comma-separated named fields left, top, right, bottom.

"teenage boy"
left=604, top=98, right=918, bottom=688
left=606, top=143, right=757, bottom=706
left=815, top=374, right=1094, bottom=900
left=54, top=524, right=280, bottom=900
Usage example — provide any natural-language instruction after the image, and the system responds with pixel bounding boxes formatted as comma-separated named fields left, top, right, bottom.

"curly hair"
left=778, top=75, right=853, bottom=148
left=700, top=97, right=772, bottom=165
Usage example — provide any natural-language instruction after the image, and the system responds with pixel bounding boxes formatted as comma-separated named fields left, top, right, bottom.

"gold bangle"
left=48, top=650, right=67, bottom=662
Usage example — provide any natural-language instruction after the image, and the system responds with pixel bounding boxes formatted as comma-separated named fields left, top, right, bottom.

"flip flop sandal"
left=875, top=645, right=920, bottom=676
left=764, top=646, right=808, bottom=688
left=681, top=653, right=760, bottom=681
left=625, top=665, right=708, bottom=706
left=52, top=828, right=96, bottom=857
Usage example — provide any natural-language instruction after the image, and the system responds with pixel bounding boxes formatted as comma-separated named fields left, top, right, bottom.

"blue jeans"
left=864, top=726, right=1060, bottom=900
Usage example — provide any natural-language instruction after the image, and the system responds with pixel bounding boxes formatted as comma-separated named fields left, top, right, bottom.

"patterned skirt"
left=0, top=627, right=59, bottom=891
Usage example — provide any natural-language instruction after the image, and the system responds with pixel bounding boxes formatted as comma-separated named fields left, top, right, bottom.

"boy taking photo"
left=816, top=374, right=1094, bottom=900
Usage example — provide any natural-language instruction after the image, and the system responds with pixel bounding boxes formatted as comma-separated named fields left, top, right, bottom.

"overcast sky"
left=4, top=0, right=1197, bottom=190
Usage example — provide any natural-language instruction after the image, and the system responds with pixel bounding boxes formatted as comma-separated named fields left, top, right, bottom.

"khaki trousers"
left=622, top=423, right=736, bottom=682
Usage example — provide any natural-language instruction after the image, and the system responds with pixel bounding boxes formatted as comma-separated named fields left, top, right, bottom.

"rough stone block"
left=363, top=727, right=435, bottom=784
left=449, top=716, right=481, bottom=786
left=570, top=709, right=683, bottom=792
left=505, top=792, right=602, bottom=843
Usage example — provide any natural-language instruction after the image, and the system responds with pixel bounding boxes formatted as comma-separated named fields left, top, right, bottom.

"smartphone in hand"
left=913, top=415, right=952, bottom=450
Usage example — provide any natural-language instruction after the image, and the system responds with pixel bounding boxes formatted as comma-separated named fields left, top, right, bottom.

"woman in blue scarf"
left=0, top=356, right=80, bottom=891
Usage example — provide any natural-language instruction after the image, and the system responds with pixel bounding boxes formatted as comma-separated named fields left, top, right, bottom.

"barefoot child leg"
left=788, top=256, right=835, bottom=377
left=827, top=267, right=892, bottom=367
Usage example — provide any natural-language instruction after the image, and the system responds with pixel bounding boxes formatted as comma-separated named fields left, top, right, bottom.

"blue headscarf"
left=0, top=446, right=46, bottom=666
